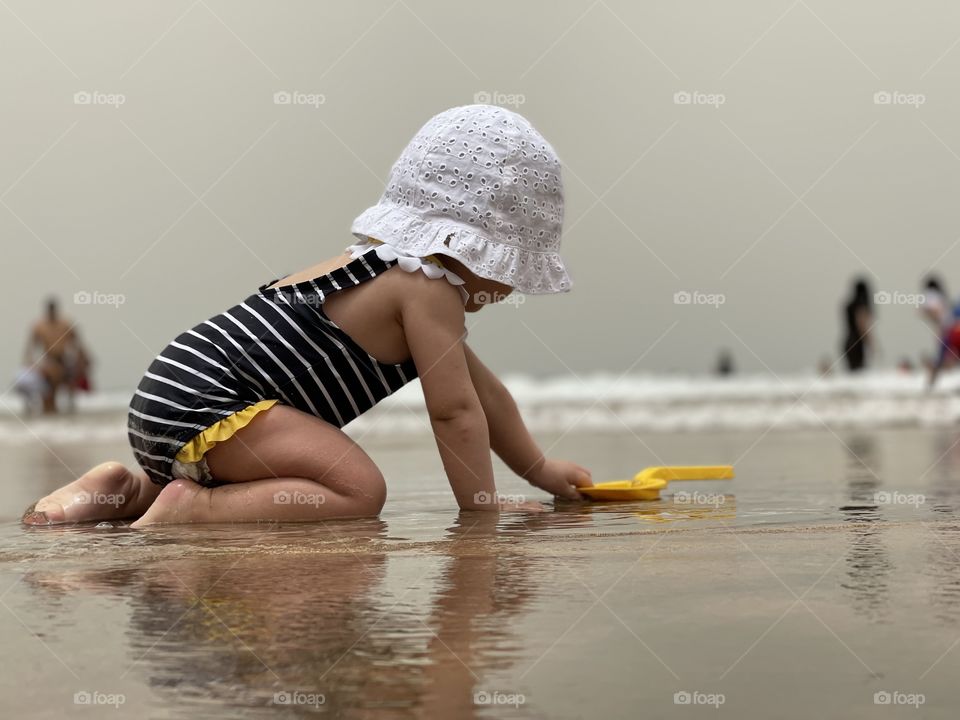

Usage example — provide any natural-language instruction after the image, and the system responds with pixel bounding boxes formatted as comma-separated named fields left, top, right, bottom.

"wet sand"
left=2, top=419, right=960, bottom=718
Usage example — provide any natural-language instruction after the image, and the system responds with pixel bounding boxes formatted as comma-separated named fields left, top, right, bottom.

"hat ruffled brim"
left=350, top=204, right=572, bottom=295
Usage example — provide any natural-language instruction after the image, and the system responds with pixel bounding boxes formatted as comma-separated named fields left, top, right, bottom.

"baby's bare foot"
left=22, top=462, right=149, bottom=525
left=131, top=479, right=206, bottom=527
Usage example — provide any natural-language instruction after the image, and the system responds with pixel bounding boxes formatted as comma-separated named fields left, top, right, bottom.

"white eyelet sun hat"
left=350, top=104, right=571, bottom=294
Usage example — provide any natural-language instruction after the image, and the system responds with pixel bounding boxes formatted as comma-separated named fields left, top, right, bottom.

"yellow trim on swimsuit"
left=174, top=399, right=278, bottom=464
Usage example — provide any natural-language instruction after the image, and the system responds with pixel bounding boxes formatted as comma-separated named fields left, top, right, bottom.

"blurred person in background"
left=12, top=366, right=46, bottom=416
left=920, top=275, right=951, bottom=382
left=714, top=349, right=735, bottom=376
left=817, top=355, right=834, bottom=376
left=928, top=300, right=960, bottom=389
left=63, top=328, right=93, bottom=412
left=897, top=357, right=915, bottom=373
left=920, top=274, right=949, bottom=330
left=21, top=296, right=91, bottom=414
left=841, top=278, right=875, bottom=372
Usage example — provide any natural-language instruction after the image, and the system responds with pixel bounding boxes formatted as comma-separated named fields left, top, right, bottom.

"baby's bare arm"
left=464, top=343, right=592, bottom=500
left=402, top=276, right=497, bottom=510
left=462, top=344, right=544, bottom=479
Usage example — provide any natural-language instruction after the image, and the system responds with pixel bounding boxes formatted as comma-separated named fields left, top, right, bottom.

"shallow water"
left=2, top=421, right=960, bottom=718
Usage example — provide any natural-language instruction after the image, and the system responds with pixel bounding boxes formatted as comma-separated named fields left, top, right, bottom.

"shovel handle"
left=635, top=466, right=734, bottom=483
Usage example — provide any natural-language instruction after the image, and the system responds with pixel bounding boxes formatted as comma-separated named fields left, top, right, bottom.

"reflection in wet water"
left=8, top=500, right=738, bottom=720
left=7, top=427, right=960, bottom=718
left=839, top=435, right=891, bottom=622
left=924, top=525, right=960, bottom=628
left=924, top=432, right=960, bottom=627
left=20, top=516, right=555, bottom=720
left=927, top=431, right=960, bottom=515
left=515, top=496, right=737, bottom=531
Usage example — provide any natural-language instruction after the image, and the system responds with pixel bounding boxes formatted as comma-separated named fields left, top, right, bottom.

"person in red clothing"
left=929, top=302, right=960, bottom=388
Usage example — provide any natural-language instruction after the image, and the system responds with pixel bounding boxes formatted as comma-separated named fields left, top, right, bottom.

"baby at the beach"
left=23, top=105, right=592, bottom=527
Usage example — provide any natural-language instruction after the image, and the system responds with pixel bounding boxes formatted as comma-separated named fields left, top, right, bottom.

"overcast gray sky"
left=4, top=0, right=960, bottom=391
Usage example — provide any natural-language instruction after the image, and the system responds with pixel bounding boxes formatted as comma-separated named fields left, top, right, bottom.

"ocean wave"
left=1, top=370, right=959, bottom=445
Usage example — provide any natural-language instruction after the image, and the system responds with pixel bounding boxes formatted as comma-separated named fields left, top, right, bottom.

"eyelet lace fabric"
left=351, top=104, right=571, bottom=295
left=346, top=238, right=470, bottom=304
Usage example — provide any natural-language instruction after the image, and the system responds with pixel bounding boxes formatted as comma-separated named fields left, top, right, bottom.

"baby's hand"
left=499, top=499, right=547, bottom=512
left=527, top=458, right=592, bottom=500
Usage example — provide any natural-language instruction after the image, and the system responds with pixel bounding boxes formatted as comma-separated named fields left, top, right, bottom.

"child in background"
left=12, top=366, right=47, bottom=416
left=929, top=302, right=960, bottom=388
left=23, top=105, right=592, bottom=527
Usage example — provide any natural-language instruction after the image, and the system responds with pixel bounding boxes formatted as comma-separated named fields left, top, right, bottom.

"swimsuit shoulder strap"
left=258, top=251, right=394, bottom=297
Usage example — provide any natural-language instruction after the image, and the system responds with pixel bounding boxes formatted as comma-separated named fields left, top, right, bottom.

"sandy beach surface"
left=1, top=412, right=959, bottom=718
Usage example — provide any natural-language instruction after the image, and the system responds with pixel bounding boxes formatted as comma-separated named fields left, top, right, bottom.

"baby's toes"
left=22, top=498, right=69, bottom=525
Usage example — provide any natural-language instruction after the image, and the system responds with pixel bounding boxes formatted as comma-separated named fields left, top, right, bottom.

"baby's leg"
left=22, top=461, right=161, bottom=525
left=132, top=405, right=386, bottom=526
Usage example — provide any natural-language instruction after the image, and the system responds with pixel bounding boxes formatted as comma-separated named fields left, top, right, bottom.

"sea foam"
left=1, top=370, right=958, bottom=445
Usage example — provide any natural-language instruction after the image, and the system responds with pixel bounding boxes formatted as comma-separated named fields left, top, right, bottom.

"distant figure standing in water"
left=920, top=275, right=949, bottom=331
left=715, top=349, right=735, bottom=376
left=841, top=278, right=874, bottom=372
left=22, top=297, right=90, bottom=414
left=928, top=299, right=960, bottom=389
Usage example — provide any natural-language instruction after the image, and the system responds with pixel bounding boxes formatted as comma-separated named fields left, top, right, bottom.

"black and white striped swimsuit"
left=127, top=251, right=418, bottom=485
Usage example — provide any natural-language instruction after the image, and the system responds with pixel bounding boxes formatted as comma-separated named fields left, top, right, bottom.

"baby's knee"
left=158, top=478, right=202, bottom=502
left=92, top=460, right=128, bottom=477
left=340, top=465, right=386, bottom=516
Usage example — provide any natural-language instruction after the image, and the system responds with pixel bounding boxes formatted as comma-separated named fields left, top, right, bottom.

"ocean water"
left=4, top=370, right=960, bottom=450
left=2, top=395, right=960, bottom=718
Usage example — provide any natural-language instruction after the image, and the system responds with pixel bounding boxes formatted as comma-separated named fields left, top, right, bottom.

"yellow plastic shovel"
left=578, top=465, right=735, bottom=501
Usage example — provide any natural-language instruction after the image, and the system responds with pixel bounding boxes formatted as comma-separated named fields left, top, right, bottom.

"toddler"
left=23, top=104, right=592, bottom=526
